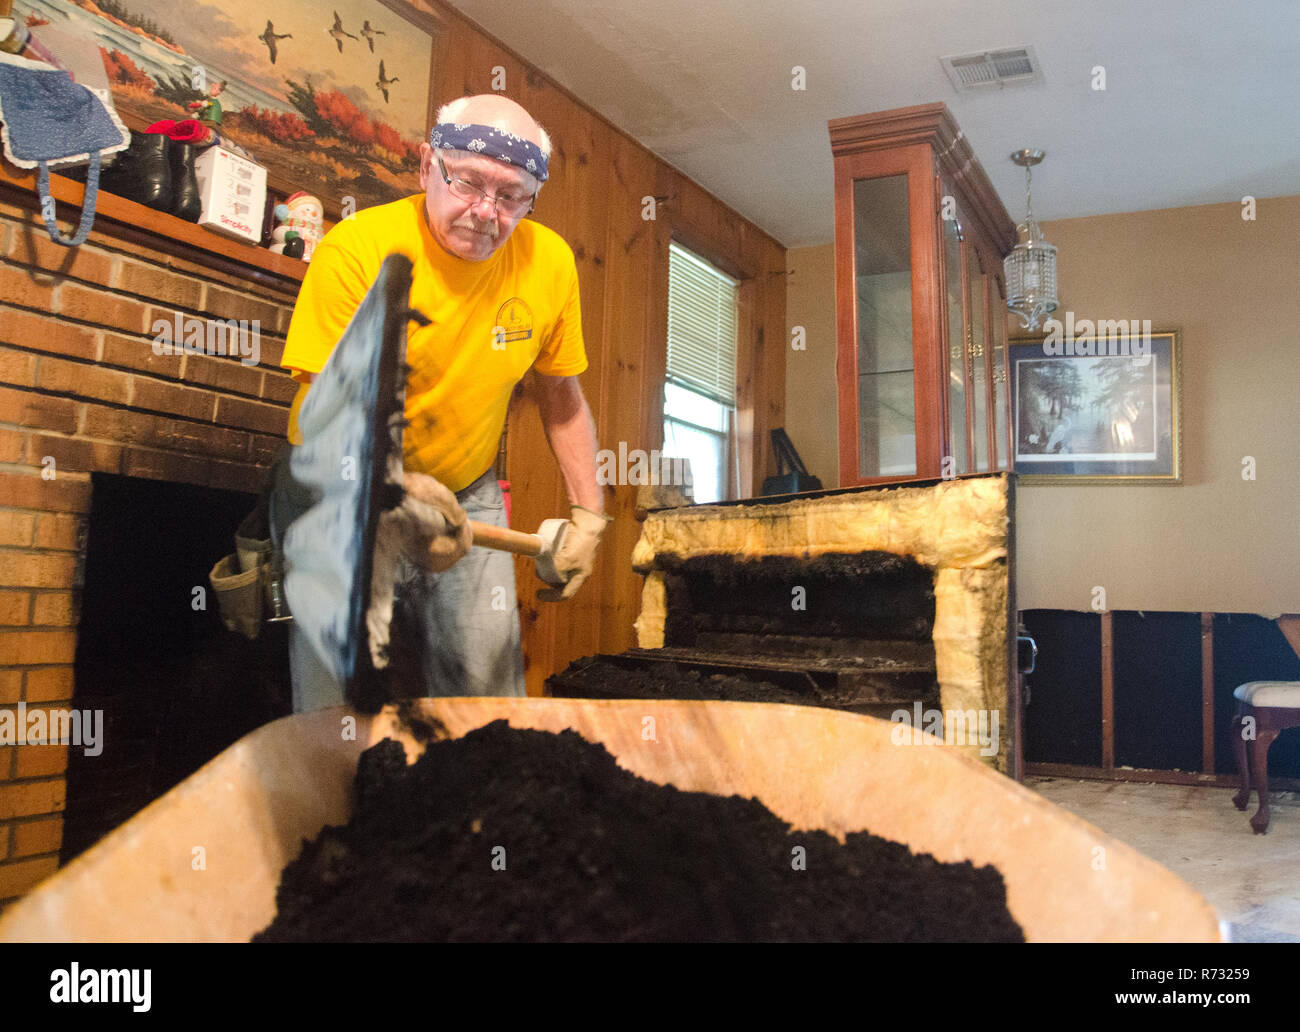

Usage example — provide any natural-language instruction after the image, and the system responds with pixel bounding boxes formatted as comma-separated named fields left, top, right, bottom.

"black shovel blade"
left=280, top=252, right=413, bottom=712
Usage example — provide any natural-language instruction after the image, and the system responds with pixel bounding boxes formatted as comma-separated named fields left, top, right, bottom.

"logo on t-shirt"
left=494, top=297, right=534, bottom=345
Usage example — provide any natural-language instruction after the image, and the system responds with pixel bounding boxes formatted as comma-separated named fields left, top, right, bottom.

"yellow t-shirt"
left=281, top=194, right=587, bottom=491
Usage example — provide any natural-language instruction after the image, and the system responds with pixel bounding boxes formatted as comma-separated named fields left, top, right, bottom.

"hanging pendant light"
left=1004, top=149, right=1058, bottom=331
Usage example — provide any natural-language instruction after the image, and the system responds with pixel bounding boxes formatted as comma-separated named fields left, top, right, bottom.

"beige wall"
left=1016, top=196, right=1299, bottom=615
left=784, top=195, right=1300, bottom=616
left=785, top=244, right=840, bottom=487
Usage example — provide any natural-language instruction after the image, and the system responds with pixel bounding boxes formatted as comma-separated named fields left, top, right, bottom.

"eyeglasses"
left=437, top=153, right=535, bottom=218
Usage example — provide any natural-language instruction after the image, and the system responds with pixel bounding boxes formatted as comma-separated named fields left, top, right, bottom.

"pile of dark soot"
left=255, top=720, right=1024, bottom=942
left=548, top=655, right=814, bottom=706
left=547, top=652, right=941, bottom=716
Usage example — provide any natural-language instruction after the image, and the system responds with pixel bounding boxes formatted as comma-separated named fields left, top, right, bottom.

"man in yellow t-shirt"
left=280, top=94, right=607, bottom=710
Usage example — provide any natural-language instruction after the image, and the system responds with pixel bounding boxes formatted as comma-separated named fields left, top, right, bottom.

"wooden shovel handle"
left=467, top=519, right=542, bottom=557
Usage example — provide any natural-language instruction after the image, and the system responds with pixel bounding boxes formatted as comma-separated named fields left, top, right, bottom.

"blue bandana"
left=429, top=122, right=548, bottom=182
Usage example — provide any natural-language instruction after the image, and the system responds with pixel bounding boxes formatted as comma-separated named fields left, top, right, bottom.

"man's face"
left=418, top=143, right=537, bottom=261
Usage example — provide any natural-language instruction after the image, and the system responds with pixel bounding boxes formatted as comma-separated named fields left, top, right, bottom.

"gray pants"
left=290, top=470, right=526, bottom=712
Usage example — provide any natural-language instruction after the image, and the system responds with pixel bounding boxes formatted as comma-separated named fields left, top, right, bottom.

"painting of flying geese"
left=27, top=0, right=444, bottom=214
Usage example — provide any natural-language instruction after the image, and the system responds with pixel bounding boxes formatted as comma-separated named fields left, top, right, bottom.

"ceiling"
left=445, top=0, right=1300, bottom=248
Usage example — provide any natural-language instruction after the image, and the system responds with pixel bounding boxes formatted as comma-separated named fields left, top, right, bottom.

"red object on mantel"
left=144, top=118, right=214, bottom=145
left=499, top=480, right=511, bottom=524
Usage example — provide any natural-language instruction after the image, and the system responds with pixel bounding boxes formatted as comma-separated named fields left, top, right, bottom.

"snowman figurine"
left=269, top=191, right=324, bottom=261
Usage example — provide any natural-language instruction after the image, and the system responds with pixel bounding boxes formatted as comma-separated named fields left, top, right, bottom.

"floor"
left=1027, top=777, right=1300, bottom=942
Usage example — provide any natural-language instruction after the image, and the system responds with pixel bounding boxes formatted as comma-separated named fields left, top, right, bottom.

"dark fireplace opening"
left=657, top=551, right=936, bottom=652
left=63, top=474, right=292, bottom=864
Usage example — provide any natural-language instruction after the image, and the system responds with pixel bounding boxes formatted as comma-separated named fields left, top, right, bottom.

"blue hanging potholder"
left=0, top=51, right=130, bottom=247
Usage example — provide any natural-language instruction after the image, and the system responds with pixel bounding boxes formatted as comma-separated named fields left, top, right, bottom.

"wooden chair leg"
left=1231, top=710, right=1252, bottom=812
left=1249, top=727, right=1280, bottom=834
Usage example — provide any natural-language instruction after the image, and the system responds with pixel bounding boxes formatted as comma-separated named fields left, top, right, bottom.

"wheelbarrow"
left=0, top=696, right=1221, bottom=942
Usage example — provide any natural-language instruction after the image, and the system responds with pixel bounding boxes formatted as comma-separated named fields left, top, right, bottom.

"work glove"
left=536, top=504, right=612, bottom=602
left=402, top=471, right=473, bottom=573
left=368, top=472, right=471, bottom=673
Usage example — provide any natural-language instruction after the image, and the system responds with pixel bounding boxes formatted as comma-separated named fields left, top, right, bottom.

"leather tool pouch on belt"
left=208, top=449, right=296, bottom=639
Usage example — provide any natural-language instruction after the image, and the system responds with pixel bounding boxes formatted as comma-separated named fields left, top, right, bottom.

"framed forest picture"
left=1009, top=328, right=1181, bottom=483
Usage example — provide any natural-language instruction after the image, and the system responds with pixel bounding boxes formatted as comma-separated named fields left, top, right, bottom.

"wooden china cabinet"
left=830, top=103, right=1018, bottom=485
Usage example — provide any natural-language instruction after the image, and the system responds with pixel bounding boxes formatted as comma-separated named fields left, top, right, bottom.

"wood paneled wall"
left=423, top=3, right=788, bottom=694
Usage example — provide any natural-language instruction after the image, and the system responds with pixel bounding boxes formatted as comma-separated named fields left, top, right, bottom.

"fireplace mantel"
left=0, top=161, right=305, bottom=291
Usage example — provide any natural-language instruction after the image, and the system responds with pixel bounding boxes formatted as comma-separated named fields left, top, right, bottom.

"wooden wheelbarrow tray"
left=0, top=698, right=1222, bottom=942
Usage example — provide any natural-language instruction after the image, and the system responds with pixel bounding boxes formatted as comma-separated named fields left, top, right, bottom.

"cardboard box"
left=193, top=146, right=267, bottom=245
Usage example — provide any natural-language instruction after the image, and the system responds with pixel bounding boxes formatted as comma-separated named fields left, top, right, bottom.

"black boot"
left=99, top=131, right=173, bottom=212
left=170, top=142, right=203, bottom=222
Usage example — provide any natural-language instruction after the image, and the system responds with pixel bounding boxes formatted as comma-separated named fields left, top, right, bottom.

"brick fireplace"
left=0, top=182, right=300, bottom=910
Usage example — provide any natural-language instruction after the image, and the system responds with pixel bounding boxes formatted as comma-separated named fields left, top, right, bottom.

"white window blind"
left=667, top=242, right=739, bottom=405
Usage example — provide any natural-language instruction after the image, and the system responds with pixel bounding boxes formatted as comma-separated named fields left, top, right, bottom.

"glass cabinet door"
left=942, top=212, right=969, bottom=475
left=852, top=175, right=916, bottom=478
left=990, top=274, right=1010, bottom=470
left=969, top=251, right=990, bottom=472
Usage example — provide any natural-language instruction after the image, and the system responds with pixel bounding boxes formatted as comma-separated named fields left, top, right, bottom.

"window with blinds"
left=664, top=243, right=739, bottom=503
left=667, top=243, right=739, bottom=404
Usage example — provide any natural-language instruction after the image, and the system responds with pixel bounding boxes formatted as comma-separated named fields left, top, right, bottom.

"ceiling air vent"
left=941, top=46, right=1043, bottom=92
